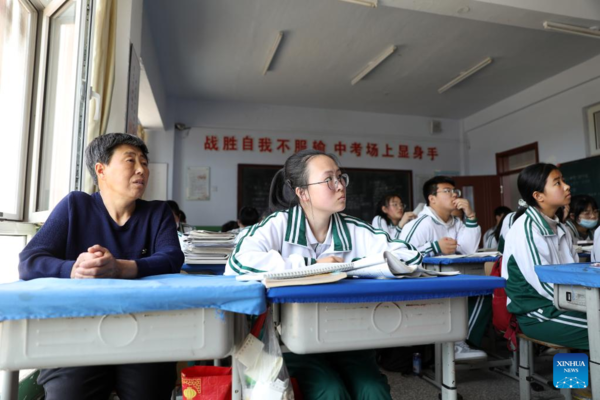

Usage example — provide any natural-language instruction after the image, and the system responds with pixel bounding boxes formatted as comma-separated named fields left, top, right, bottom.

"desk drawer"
left=554, top=284, right=588, bottom=313
left=279, top=297, right=467, bottom=354
left=0, top=308, right=233, bottom=370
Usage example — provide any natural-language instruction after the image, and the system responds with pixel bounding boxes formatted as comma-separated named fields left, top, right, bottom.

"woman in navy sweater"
left=19, top=133, right=184, bottom=400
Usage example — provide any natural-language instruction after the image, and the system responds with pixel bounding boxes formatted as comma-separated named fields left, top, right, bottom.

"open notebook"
left=236, top=251, right=459, bottom=283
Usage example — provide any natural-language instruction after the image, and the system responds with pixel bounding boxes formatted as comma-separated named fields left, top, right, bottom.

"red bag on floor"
left=490, top=256, right=512, bottom=333
left=181, top=366, right=232, bottom=400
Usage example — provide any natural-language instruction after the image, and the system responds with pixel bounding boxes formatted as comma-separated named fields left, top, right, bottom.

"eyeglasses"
left=304, top=173, right=350, bottom=191
left=580, top=209, right=599, bottom=217
left=433, top=188, right=462, bottom=197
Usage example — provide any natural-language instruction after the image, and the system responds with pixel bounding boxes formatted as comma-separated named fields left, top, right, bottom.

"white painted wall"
left=172, top=100, right=462, bottom=226
left=465, top=54, right=600, bottom=175
left=106, top=0, right=144, bottom=133
left=146, top=128, right=175, bottom=199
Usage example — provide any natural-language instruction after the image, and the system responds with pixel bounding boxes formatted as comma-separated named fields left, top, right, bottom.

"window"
left=588, top=102, right=600, bottom=156
left=28, top=0, right=93, bottom=222
left=0, top=0, right=37, bottom=220
left=496, top=143, right=539, bottom=210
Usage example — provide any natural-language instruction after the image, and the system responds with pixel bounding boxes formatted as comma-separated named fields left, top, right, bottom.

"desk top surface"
left=536, top=263, right=600, bottom=288
left=422, top=256, right=499, bottom=265
left=266, top=275, right=505, bottom=304
left=0, top=274, right=266, bottom=321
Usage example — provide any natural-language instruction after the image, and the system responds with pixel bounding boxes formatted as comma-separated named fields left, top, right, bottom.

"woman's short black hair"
left=85, top=133, right=149, bottom=185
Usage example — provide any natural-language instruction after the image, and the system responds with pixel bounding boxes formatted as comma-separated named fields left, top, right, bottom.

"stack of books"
left=184, top=230, right=237, bottom=265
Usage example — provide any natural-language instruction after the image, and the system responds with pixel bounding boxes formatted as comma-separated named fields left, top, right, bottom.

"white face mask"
left=579, top=218, right=598, bottom=229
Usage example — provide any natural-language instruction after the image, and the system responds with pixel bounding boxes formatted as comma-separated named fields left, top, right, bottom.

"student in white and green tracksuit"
left=371, top=194, right=416, bottom=240
left=225, top=149, right=423, bottom=400
left=399, top=176, right=488, bottom=361
left=502, top=163, right=588, bottom=349
left=565, top=194, right=598, bottom=246
left=497, top=211, right=517, bottom=254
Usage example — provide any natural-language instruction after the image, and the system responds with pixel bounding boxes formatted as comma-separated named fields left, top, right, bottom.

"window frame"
left=0, top=0, right=38, bottom=221
left=587, top=102, right=600, bottom=157
left=26, top=0, right=93, bottom=223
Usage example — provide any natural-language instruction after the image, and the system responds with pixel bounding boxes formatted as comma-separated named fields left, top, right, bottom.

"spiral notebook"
left=236, top=262, right=356, bottom=281
left=235, top=251, right=459, bottom=283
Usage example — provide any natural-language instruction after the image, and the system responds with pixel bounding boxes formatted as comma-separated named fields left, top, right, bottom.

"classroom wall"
left=465, top=54, right=600, bottom=175
left=106, top=0, right=144, bottom=133
left=139, top=10, right=171, bottom=130
left=146, top=128, right=175, bottom=199
left=171, top=100, right=462, bottom=226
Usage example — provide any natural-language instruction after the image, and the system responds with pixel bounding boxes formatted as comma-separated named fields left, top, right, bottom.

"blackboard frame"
left=237, top=164, right=413, bottom=222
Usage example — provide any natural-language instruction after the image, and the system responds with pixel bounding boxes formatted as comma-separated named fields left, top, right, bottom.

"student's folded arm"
left=388, top=240, right=423, bottom=266
left=224, top=222, right=306, bottom=275
left=398, top=222, right=437, bottom=257
left=18, top=197, right=74, bottom=280
left=457, top=218, right=481, bottom=255
left=134, top=205, right=184, bottom=278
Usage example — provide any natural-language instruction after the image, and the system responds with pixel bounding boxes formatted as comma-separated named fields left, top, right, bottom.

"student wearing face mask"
left=566, top=195, right=598, bottom=245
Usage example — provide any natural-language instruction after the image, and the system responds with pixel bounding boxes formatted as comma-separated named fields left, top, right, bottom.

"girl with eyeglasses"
left=502, top=164, right=588, bottom=349
left=225, top=149, right=422, bottom=400
left=372, top=194, right=416, bottom=239
left=566, top=194, right=598, bottom=244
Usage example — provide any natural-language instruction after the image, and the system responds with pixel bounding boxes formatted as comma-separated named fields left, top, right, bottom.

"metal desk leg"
left=441, top=342, right=457, bottom=400
left=435, top=342, right=442, bottom=385
left=585, top=288, right=600, bottom=400
left=232, top=314, right=244, bottom=400
left=0, top=370, right=18, bottom=400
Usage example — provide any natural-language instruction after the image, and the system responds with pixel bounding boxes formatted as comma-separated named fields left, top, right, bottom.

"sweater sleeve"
left=225, top=215, right=310, bottom=275
left=19, top=195, right=76, bottom=279
left=134, top=204, right=184, bottom=277
left=456, top=218, right=481, bottom=255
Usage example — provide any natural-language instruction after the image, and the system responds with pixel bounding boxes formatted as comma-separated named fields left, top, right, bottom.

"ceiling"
left=145, top=0, right=600, bottom=119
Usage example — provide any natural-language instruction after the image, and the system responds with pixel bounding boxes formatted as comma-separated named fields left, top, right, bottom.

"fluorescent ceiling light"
left=437, top=57, right=493, bottom=94
left=340, top=0, right=377, bottom=7
left=263, top=31, right=284, bottom=75
left=543, top=21, right=600, bottom=39
left=351, top=45, right=397, bottom=86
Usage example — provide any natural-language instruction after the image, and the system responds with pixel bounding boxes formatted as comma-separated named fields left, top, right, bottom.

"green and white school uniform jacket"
left=225, top=205, right=422, bottom=275
left=398, top=205, right=481, bottom=256
left=501, top=207, right=579, bottom=325
left=565, top=219, right=593, bottom=246
left=497, top=211, right=516, bottom=254
left=371, top=216, right=402, bottom=239
left=593, top=228, right=600, bottom=262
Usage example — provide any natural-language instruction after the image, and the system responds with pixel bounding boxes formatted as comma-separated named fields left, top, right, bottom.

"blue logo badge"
left=553, top=353, right=588, bottom=389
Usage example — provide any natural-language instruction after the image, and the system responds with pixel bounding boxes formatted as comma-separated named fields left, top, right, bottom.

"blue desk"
left=423, top=256, right=499, bottom=276
left=0, top=275, right=265, bottom=400
left=268, top=275, right=505, bottom=400
left=536, top=263, right=600, bottom=399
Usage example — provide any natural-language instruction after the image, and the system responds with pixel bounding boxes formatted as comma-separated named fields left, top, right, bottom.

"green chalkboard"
left=559, top=156, right=600, bottom=206
left=238, top=164, right=413, bottom=223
